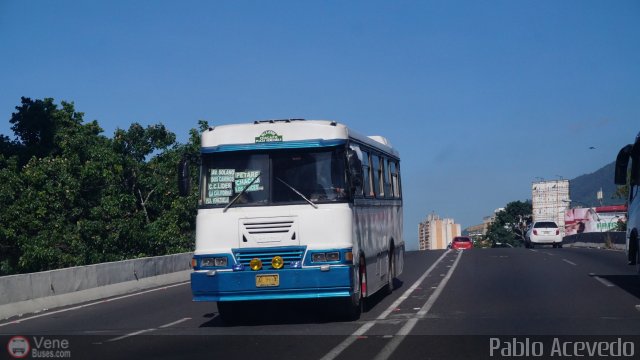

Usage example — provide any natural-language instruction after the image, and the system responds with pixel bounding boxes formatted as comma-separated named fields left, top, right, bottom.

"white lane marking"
left=106, top=328, right=156, bottom=342
left=0, top=281, right=190, bottom=327
left=373, top=250, right=463, bottom=360
left=104, top=317, right=192, bottom=343
left=593, top=276, right=615, bottom=288
left=319, top=250, right=452, bottom=360
left=375, top=250, right=451, bottom=320
left=159, top=317, right=191, bottom=328
left=562, top=259, right=577, bottom=266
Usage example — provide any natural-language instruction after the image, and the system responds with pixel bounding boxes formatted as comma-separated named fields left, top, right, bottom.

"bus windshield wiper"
left=223, top=174, right=261, bottom=212
left=275, top=177, right=318, bottom=209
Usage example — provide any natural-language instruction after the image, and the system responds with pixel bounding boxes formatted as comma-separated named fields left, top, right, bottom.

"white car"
left=525, top=221, right=562, bottom=248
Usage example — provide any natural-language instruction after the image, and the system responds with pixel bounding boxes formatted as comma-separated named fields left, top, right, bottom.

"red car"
left=451, top=236, right=473, bottom=250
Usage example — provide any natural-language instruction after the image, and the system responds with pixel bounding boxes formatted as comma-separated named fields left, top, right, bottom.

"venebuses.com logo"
left=6, top=336, right=30, bottom=359
left=6, top=335, right=71, bottom=359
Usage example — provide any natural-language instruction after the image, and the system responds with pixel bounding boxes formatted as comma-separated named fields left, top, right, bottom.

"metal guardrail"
left=0, top=252, right=193, bottom=320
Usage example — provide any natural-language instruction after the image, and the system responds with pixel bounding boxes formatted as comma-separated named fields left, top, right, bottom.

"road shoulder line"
left=319, top=250, right=452, bottom=360
left=373, top=249, right=463, bottom=360
left=0, top=281, right=190, bottom=328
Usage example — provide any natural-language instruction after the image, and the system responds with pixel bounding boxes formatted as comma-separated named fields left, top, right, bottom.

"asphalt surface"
left=2, top=248, right=640, bottom=359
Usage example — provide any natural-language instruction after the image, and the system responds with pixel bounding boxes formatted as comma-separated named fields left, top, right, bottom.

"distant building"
left=465, top=208, right=503, bottom=241
left=532, top=179, right=570, bottom=236
left=464, top=223, right=485, bottom=241
left=418, top=213, right=461, bottom=250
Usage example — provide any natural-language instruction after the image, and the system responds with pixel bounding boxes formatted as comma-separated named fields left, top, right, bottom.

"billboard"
left=564, top=207, right=627, bottom=235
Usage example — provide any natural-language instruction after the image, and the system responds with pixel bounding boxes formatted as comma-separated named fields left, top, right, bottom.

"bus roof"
left=200, top=119, right=399, bottom=158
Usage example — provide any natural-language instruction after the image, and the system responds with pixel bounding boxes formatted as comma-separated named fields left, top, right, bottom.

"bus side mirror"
left=346, top=149, right=363, bottom=191
left=178, top=158, right=191, bottom=197
left=632, top=145, right=640, bottom=186
left=615, top=144, right=632, bottom=185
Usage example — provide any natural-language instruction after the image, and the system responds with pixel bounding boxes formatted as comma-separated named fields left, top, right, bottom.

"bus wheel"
left=384, top=249, right=395, bottom=295
left=344, top=258, right=366, bottom=320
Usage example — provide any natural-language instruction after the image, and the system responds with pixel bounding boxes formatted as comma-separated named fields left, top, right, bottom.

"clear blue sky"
left=1, top=1, right=638, bottom=250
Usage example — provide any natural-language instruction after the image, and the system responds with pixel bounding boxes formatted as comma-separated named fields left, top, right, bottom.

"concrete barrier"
left=0, top=252, right=193, bottom=320
left=563, top=232, right=626, bottom=250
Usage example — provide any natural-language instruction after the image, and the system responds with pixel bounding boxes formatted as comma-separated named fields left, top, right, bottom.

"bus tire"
left=345, top=258, right=366, bottom=320
left=384, top=247, right=395, bottom=295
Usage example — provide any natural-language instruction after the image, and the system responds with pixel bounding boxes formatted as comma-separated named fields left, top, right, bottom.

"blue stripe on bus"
left=191, top=265, right=353, bottom=302
left=201, top=139, right=346, bottom=153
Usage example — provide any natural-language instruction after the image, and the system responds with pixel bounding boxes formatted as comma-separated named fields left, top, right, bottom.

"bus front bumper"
left=191, top=266, right=354, bottom=302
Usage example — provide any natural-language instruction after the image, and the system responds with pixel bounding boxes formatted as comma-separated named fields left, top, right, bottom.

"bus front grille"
left=243, top=220, right=294, bottom=234
left=239, top=217, right=299, bottom=245
left=233, top=246, right=306, bottom=267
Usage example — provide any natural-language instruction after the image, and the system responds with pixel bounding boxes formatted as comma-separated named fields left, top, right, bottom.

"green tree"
left=614, top=184, right=629, bottom=203
left=9, top=97, right=85, bottom=165
left=0, top=155, right=23, bottom=274
left=0, top=97, right=200, bottom=275
left=485, top=200, right=532, bottom=247
left=144, top=121, right=206, bottom=255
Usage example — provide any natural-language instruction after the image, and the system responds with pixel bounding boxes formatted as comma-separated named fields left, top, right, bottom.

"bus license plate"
left=256, top=274, right=279, bottom=287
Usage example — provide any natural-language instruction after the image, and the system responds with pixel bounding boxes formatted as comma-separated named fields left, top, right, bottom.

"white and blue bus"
left=615, top=131, right=640, bottom=272
left=178, top=119, right=404, bottom=320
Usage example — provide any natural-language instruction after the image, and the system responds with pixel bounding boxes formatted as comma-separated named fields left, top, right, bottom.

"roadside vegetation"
left=0, top=97, right=201, bottom=275
left=482, top=201, right=532, bottom=248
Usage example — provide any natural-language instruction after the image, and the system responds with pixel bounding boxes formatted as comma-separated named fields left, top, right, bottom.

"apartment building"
left=418, top=213, right=461, bottom=250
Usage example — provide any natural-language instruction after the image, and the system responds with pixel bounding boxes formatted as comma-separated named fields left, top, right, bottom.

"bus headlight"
left=250, top=258, right=263, bottom=271
left=312, top=252, right=341, bottom=263
left=325, top=252, right=340, bottom=262
left=272, top=256, right=284, bottom=269
left=312, top=253, right=327, bottom=263
left=201, top=257, right=228, bottom=267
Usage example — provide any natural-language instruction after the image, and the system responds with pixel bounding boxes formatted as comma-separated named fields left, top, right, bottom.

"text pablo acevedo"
left=490, top=337, right=635, bottom=358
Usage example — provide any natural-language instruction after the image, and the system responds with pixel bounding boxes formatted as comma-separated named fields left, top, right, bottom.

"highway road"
left=2, top=248, right=640, bottom=359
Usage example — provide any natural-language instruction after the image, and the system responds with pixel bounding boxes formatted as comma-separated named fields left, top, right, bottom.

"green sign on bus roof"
left=255, top=130, right=283, bottom=143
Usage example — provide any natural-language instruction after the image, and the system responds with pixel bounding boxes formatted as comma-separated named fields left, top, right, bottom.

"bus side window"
left=378, top=156, right=386, bottom=197
left=390, top=161, right=399, bottom=198
left=632, top=150, right=640, bottom=202
left=362, top=150, right=372, bottom=197
left=371, top=155, right=380, bottom=198
left=396, top=162, right=402, bottom=198
left=383, top=158, right=392, bottom=198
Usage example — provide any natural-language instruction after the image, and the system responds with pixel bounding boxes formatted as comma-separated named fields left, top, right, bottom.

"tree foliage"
left=0, top=97, right=199, bottom=275
left=485, top=200, right=532, bottom=247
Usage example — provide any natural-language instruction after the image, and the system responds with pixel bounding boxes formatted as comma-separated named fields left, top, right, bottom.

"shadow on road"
left=199, top=278, right=405, bottom=327
left=598, top=275, right=640, bottom=299
left=198, top=299, right=350, bottom=327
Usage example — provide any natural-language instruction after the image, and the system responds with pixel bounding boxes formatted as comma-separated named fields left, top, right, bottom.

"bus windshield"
left=200, top=147, right=348, bottom=207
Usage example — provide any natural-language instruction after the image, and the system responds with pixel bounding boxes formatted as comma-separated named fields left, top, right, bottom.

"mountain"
left=569, top=161, right=623, bottom=207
